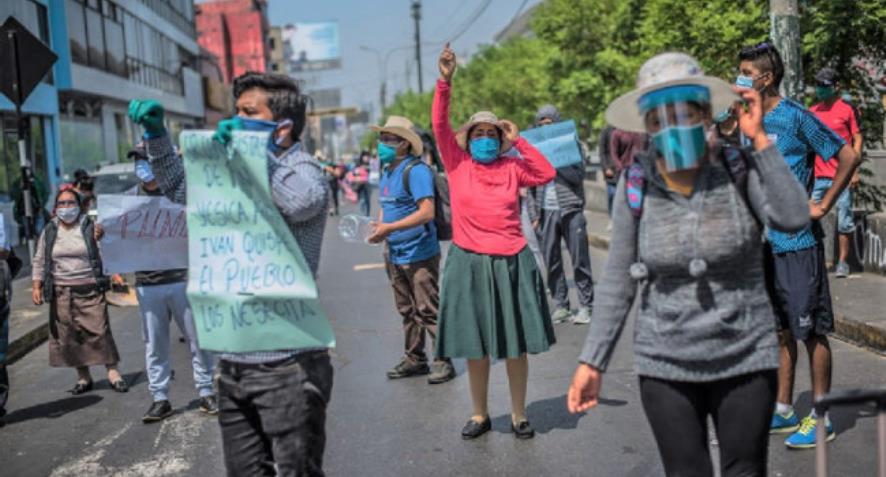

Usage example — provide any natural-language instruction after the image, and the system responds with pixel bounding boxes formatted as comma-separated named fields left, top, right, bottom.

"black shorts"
left=764, top=243, right=834, bottom=340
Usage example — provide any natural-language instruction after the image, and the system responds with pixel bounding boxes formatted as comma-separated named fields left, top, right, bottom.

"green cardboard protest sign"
left=180, top=130, right=335, bottom=352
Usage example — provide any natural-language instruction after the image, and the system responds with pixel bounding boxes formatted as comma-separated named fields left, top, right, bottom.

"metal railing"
left=125, top=57, right=183, bottom=96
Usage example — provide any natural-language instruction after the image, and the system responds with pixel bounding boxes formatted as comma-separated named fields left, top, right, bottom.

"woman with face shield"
left=567, top=52, right=810, bottom=476
left=31, top=190, right=125, bottom=395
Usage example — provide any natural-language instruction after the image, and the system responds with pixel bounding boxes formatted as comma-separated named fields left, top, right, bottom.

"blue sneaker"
left=785, top=415, right=836, bottom=449
left=770, top=410, right=800, bottom=434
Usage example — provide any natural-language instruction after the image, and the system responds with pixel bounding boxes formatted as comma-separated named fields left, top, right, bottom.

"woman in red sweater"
left=433, top=43, right=557, bottom=440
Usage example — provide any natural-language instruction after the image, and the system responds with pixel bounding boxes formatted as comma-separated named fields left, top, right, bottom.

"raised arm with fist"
left=438, top=42, right=456, bottom=83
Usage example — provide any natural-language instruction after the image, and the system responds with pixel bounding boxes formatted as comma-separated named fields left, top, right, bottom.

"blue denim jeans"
left=606, top=182, right=618, bottom=216
left=137, top=282, right=214, bottom=401
left=812, top=178, right=854, bottom=234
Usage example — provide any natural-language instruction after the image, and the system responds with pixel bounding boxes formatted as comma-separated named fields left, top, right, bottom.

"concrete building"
left=0, top=1, right=63, bottom=204
left=268, top=25, right=285, bottom=74
left=195, top=0, right=269, bottom=84
left=51, top=0, right=204, bottom=181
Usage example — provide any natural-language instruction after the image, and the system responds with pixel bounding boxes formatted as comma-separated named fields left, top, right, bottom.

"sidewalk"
left=5, top=275, right=49, bottom=364
left=584, top=208, right=886, bottom=355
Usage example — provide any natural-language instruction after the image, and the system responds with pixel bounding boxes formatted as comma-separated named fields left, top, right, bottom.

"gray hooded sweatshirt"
left=579, top=143, right=809, bottom=381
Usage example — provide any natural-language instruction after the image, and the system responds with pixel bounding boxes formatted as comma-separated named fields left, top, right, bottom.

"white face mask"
left=57, top=206, right=81, bottom=224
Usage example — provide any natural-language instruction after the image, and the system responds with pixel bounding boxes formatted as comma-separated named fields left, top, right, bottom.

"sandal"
left=71, top=381, right=93, bottom=395
left=110, top=379, right=129, bottom=393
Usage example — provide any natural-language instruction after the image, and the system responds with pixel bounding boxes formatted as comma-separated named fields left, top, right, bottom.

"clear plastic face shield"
left=638, top=85, right=711, bottom=172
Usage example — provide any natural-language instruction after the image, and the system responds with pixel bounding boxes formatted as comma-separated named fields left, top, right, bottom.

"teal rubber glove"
left=128, top=99, right=166, bottom=137
left=213, top=116, right=245, bottom=145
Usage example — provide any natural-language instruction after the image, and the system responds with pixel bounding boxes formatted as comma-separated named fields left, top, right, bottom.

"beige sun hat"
left=455, top=111, right=512, bottom=154
left=369, top=116, right=424, bottom=156
left=605, top=52, right=739, bottom=133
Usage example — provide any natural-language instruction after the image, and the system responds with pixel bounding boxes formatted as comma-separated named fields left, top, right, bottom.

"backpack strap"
left=401, top=158, right=427, bottom=201
left=80, top=218, right=110, bottom=292
left=625, top=162, right=646, bottom=217
left=42, top=221, right=58, bottom=301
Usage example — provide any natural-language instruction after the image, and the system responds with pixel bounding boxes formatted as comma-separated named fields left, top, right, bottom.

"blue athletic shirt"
left=379, top=157, right=440, bottom=265
left=763, top=98, right=845, bottom=253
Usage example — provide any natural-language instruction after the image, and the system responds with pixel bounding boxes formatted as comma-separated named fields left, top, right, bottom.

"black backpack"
left=402, top=160, right=453, bottom=241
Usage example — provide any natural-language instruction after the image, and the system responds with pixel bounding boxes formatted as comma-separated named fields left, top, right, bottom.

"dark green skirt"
left=436, top=245, right=555, bottom=360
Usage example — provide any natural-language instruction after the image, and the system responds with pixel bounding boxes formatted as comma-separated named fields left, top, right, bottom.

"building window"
left=85, top=6, right=106, bottom=69
left=59, top=117, right=104, bottom=178
left=103, top=17, right=126, bottom=76
left=67, top=0, right=88, bottom=64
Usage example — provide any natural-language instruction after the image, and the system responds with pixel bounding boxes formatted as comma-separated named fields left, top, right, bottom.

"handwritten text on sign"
left=98, top=195, right=188, bottom=273
left=180, top=130, right=334, bottom=353
left=519, top=119, right=583, bottom=169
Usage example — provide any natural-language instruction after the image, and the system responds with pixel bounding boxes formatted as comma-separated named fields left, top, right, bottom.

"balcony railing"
left=126, top=57, right=184, bottom=96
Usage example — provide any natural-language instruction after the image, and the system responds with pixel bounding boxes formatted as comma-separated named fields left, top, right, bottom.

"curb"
left=834, top=315, right=886, bottom=356
left=6, top=321, right=48, bottom=365
left=587, top=232, right=886, bottom=356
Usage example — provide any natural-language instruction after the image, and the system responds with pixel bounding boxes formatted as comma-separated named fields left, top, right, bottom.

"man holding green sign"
left=129, top=71, right=333, bottom=476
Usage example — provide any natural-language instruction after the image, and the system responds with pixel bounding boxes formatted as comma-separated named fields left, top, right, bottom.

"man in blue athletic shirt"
left=736, top=42, right=860, bottom=449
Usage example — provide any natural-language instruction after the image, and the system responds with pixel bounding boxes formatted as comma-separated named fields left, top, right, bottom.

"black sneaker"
left=386, top=359, right=430, bottom=379
left=428, top=360, right=456, bottom=384
left=198, top=395, right=219, bottom=415
left=142, top=400, right=174, bottom=423
left=461, top=417, right=492, bottom=440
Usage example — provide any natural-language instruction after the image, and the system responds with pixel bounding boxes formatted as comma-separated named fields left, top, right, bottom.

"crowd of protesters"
left=0, top=29, right=868, bottom=477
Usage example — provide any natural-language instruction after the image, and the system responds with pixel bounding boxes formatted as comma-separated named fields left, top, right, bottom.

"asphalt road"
left=1, top=205, right=884, bottom=477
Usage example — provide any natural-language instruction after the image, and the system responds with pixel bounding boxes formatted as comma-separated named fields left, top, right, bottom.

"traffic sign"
left=0, top=16, right=58, bottom=106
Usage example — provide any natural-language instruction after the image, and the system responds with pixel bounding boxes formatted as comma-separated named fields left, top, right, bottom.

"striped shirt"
left=145, top=135, right=329, bottom=363
left=762, top=98, right=844, bottom=253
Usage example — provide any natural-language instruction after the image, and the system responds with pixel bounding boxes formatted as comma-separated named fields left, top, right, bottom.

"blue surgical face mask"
left=239, top=117, right=292, bottom=154
left=469, top=137, right=500, bottom=163
left=735, top=75, right=754, bottom=89
left=377, top=142, right=397, bottom=165
left=652, top=124, right=707, bottom=172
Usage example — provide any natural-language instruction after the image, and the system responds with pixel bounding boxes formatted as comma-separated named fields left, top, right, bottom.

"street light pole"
left=411, top=0, right=423, bottom=93
left=359, top=46, right=386, bottom=115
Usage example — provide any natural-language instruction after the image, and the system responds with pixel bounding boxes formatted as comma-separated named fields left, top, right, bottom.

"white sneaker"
left=551, top=308, right=572, bottom=323
left=835, top=261, right=850, bottom=278
left=570, top=307, right=592, bottom=325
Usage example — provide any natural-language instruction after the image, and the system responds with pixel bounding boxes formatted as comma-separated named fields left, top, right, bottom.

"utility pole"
left=411, top=0, right=423, bottom=93
left=770, top=0, right=803, bottom=100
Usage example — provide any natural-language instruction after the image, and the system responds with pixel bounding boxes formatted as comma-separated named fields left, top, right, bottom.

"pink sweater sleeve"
left=432, top=80, right=464, bottom=171
left=513, top=137, right=556, bottom=187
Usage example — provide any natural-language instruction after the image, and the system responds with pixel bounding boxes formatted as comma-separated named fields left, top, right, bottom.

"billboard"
left=282, top=22, right=341, bottom=72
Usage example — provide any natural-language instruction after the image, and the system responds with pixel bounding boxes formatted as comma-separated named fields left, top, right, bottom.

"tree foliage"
left=376, top=0, right=884, bottom=153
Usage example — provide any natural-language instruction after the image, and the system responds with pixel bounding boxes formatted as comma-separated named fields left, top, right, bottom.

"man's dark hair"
left=739, top=41, right=785, bottom=90
left=233, top=71, right=308, bottom=142
left=73, top=168, right=94, bottom=191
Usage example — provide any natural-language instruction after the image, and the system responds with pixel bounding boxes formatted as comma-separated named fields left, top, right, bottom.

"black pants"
left=217, top=351, right=334, bottom=477
left=639, top=371, right=777, bottom=477
left=540, top=208, right=594, bottom=309
left=328, top=180, right=340, bottom=215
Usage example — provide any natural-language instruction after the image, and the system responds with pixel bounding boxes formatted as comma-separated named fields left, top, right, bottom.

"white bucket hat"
left=605, top=52, right=739, bottom=133
left=369, top=116, right=424, bottom=156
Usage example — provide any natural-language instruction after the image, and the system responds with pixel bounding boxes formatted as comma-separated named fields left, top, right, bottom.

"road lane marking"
left=353, top=263, right=385, bottom=271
